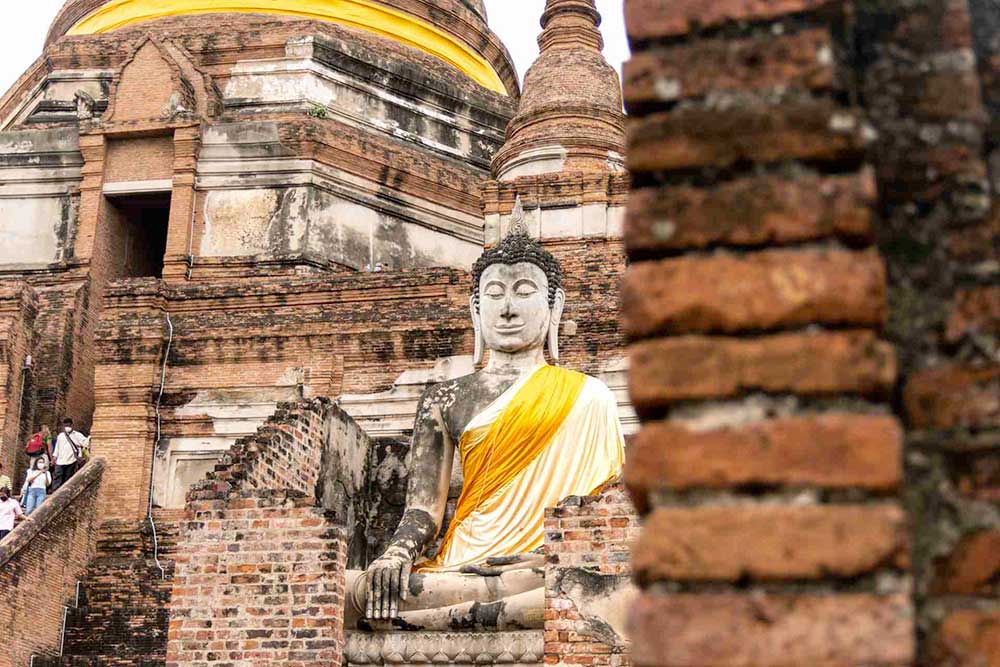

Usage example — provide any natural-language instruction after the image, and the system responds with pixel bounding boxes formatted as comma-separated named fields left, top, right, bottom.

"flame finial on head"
left=508, top=196, right=528, bottom=237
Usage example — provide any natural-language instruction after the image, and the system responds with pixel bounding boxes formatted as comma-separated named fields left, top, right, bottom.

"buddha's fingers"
left=400, top=561, right=412, bottom=601
left=365, top=571, right=375, bottom=619
left=475, top=553, right=546, bottom=573
left=382, top=568, right=393, bottom=619
left=374, top=569, right=384, bottom=619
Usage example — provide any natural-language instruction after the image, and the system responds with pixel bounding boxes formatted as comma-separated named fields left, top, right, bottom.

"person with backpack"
left=51, top=418, right=88, bottom=493
left=25, top=424, right=53, bottom=468
left=20, top=458, right=51, bottom=515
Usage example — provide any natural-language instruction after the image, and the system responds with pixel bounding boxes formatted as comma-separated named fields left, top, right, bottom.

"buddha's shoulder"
left=416, top=372, right=482, bottom=408
left=552, top=367, right=616, bottom=405
left=577, top=373, right=617, bottom=404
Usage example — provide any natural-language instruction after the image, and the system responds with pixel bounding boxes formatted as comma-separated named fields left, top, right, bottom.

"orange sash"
left=422, top=365, right=587, bottom=570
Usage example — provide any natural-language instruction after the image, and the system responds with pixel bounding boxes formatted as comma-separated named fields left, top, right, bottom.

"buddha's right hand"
left=364, top=547, right=413, bottom=620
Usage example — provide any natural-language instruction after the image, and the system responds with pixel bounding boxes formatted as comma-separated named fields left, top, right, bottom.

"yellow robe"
left=418, top=364, right=625, bottom=573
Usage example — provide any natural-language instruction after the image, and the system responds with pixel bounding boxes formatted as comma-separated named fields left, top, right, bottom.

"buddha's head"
left=470, top=219, right=565, bottom=365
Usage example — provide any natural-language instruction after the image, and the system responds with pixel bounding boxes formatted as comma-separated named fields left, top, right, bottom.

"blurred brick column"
left=621, top=1, right=914, bottom=666
left=854, top=1, right=1000, bottom=664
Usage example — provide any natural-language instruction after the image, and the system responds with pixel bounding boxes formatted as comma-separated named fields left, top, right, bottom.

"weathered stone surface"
left=621, top=248, right=887, bottom=337
left=624, top=29, right=836, bottom=109
left=625, top=170, right=875, bottom=253
left=633, top=505, right=909, bottom=583
left=346, top=630, right=543, bottom=666
left=627, top=102, right=871, bottom=173
left=904, top=363, right=1000, bottom=430
left=626, top=414, right=903, bottom=502
left=629, top=592, right=915, bottom=667
left=628, top=332, right=897, bottom=408
left=625, top=0, right=838, bottom=40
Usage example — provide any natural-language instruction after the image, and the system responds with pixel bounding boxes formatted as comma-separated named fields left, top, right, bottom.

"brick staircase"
left=35, top=509, right=184, bottom=667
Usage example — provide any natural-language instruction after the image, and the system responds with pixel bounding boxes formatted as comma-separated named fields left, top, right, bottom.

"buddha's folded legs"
left=345, top=568, right=545, bottom=631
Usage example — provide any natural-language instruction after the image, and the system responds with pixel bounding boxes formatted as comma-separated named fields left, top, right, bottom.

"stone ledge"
left=346, top=630, right=543, bottom=666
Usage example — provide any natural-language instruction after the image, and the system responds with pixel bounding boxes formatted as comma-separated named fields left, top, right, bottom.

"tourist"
left=0, top=486, right=23, bottom=541
left=21, top=458, right=50, bottom=516
left=52, top=418, right=89, bottom=493
left=0, top=460, right=10, bottom=496
left=25, top=424, right=53, bottom=468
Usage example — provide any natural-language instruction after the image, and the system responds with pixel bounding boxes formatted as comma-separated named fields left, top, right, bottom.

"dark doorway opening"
left=104, top=193, right=171, bottom=279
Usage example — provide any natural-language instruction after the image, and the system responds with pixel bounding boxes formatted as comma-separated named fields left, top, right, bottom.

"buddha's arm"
left=365, top=388, right=456, bottom=619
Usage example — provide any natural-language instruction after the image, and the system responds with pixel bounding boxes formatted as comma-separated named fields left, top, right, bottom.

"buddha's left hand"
left=459, top=551, right=545, bottom=577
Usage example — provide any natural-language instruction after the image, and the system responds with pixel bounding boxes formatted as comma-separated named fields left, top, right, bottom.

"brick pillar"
left=167, top=489, right=347, bottom=667
left=0, top=282, right=37, bottom=486
left=854, top=1, right=1000, bottom=664
left=621, top=1, right=914, bottom=665
left=91, top=281, right=169, bottom=522
left=163, top=124, right=201, bottom=283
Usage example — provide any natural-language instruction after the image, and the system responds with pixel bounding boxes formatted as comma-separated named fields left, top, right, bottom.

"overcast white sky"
left=0, top=1, right=629, bottom=93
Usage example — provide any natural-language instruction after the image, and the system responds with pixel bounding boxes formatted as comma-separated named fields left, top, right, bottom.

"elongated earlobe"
left=548, top=289, right=565, bottom=363
left=470, top=295, right=484, bottom=365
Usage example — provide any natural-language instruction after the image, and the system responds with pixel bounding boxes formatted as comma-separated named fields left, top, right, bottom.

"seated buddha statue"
left=344, top=222, right=625, bottom=631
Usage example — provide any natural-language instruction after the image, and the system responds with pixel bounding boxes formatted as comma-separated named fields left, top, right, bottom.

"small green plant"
left=308, top=104, right=329, bottom=119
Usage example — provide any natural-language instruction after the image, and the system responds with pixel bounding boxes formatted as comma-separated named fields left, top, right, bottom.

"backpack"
left=25, top=433, right=45, bottom=456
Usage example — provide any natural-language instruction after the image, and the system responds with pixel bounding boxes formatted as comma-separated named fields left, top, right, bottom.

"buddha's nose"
left=501, top=298, right=515, bottom=319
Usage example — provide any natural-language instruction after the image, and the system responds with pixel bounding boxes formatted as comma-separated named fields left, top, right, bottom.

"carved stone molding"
left=346, top=630, right=544, bottom=667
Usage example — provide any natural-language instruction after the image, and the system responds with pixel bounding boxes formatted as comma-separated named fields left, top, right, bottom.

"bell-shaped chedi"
left=45, top=0, right=516, bottom=95
left=492, top=0, right=625, bottom=180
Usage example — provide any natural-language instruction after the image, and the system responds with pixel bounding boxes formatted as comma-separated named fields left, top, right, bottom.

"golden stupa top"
left=47, top=0, right=511, bottom=95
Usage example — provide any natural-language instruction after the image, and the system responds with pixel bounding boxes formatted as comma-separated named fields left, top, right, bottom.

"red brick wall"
left=621, top=1, right=915, bottom=666
left=200, top=400, right=329, bottom=499
left=0, top=282, right=37, bottom=487
left=544, top=484, right=640, bottom=667
left=0, top=458, right=105, bottom=667
left=167, top=489, right=347, bottom=667
left=105, top=135, right=175, bottom=183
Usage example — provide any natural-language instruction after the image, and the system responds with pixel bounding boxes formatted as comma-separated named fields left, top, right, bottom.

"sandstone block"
left=625, top=0, right=837, bottom=40
left=930, top=609, right=1000, bottom=667
left=625, top=414, right=903, bottom=505
left=904, top=363, right=1000, bottom=430
left=628, top=331, right=897, bottom=409
left=627, top=102, right=871, bottom=172
left=625, top=170, right=875, bottom=253
left=633, top=504, right=909, bottom=583
left=629, top=592, right=915, bottom=667
left=623, top=29, right=836, bottom=109
left=621, top=248, right=887, bottom=338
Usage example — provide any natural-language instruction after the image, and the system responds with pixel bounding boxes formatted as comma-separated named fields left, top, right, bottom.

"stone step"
left=31, top=653, right=166, bottom=667
left=63, top=604, right=169, bottom=656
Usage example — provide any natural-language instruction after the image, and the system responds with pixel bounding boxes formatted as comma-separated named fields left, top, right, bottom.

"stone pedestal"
left=346, top=631, right=543, bottom=667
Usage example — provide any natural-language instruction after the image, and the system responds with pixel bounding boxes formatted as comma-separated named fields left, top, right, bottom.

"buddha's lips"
left=494, top=325, right=525, bottom=333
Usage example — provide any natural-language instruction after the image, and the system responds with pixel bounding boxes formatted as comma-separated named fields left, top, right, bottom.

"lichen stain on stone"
left=202, top=189, right=280, bottom=256
left=554, top=568, right=636, bottom=646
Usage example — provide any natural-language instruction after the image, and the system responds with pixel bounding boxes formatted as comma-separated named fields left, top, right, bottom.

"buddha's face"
left=478, top=262, right=552, bottom=355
